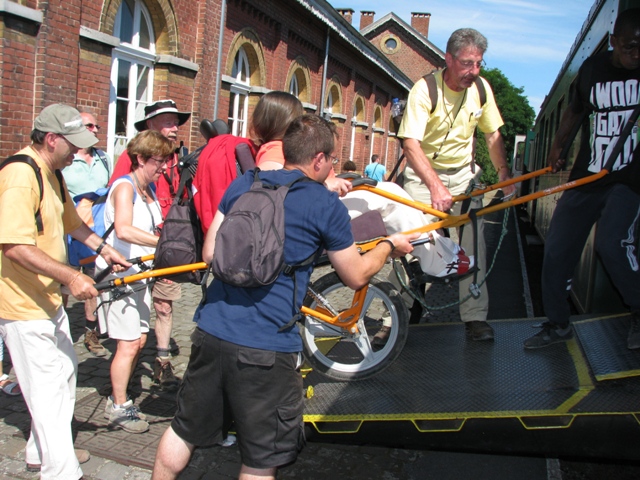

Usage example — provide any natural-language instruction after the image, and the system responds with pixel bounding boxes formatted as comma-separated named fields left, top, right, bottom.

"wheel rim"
left=303, top=281, right=400, bottom=374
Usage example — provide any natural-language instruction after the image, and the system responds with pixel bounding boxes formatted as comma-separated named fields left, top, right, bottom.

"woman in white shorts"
left=96, top=130, right=172, bottom=434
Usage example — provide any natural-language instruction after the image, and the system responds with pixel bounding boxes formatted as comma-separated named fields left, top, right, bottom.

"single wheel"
left=301, top=271, right=409, bottom=381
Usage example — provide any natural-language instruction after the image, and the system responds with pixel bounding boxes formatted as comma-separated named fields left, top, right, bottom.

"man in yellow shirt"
left=399, top=28, right=515, bottom=341
left=0, top=104, right=129, bottom=479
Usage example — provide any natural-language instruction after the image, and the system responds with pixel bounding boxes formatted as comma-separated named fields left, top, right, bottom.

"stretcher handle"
left=92, top=254, right=156, bottom=284
left=353, top=167, right=611, bottom=253
left=94, top=261, right=208, bottom=291
left=451, top=166, right=552, bottom=202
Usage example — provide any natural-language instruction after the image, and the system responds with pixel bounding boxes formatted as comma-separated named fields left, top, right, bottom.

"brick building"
left=0, top=0, right=419, bottom=173
left=358, top=11, right=445, bottom=84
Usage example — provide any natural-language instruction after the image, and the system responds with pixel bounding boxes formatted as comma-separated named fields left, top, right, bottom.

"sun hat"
left=134, top=99, right=191, bottom=132
left=34, top=104, right=98, bottom=149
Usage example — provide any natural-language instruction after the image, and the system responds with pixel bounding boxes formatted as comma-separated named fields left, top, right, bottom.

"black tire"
left=301, top=271, right=409, bottom=381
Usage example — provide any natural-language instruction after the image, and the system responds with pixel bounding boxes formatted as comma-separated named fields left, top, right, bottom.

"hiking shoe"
left=465, top=321, right=494, bottom=341
left=108, top=399, right=149, bottom=433
left=104, top=395, right=146, bottom=421
left=372, top=326, right=391, bottom=350
left=84, top=328, right=107, bottom=357
left=26, top=449, right=90, bottom=472
left=434, top=251, right=475, bottom=279
left=628, top=313, right=640, bottom=350
left=153, top=357, right=180, bottom=391
left=523, top=323, right=573, bottom=349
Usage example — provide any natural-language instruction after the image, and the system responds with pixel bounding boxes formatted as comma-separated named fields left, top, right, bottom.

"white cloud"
left=327, top=0, right=595, bottom=113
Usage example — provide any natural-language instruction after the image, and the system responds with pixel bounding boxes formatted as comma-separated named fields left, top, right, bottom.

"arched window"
left=108, top=0, right=155, bottom=159
left=286, top=60, right=311, bottom=104
left=324, top=80, right=342, bottom=116
left=228, top=48, right=251, bottom=136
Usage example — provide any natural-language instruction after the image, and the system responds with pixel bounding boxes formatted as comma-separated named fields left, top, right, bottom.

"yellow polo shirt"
left=398, top=69, right=504, bottom=171
left=0, top=146, right=83, bottom=320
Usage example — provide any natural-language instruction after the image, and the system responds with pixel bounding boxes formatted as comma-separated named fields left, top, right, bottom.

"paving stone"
left=94, top=462, right=133, bottom=480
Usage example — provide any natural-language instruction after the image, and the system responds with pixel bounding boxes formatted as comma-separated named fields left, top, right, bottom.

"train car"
left=518, top=0, right=638, bottom=315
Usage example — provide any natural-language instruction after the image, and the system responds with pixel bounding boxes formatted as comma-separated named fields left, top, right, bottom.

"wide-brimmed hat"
left=134, top=99, right=191, bottom=132
left=34, top=104, right=98, bottom=149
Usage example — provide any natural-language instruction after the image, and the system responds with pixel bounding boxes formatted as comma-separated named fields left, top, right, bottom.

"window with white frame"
left=325, top=88, right=333, bottom=114
left=228, top=48, right=251, bottom=137
left=289, top=74, right=299, bottom=98
left=108, top=0, right=155, bottom=159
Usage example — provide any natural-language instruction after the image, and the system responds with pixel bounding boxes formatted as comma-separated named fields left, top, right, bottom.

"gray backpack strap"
left=423, top=73, right=439, bottom=115
left=95, top=149, right=111, bottom=177
left=423, top=72, right=487, bottom=115
left=474, top=76, right=487, bottom=107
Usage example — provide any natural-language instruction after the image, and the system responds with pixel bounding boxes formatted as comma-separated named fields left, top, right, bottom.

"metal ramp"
left=302, top=315, right=640, bottom=437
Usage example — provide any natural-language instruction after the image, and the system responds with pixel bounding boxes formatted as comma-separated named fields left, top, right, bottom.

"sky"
left=326, top=0, right=597, bottom=115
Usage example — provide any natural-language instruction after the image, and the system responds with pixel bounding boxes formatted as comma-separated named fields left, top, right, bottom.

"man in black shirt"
left=524, top=9, right=640, bottom=350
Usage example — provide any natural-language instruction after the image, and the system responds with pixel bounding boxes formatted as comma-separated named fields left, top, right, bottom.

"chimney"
left=411, top=12, right=431, bottom=38
left=360, top=11, right=375, bottom=30
left=336, top=8, right=354, bottom=25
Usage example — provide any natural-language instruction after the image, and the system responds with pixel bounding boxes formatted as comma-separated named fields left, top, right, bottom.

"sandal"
left=0, top=373, right=22, bottom=396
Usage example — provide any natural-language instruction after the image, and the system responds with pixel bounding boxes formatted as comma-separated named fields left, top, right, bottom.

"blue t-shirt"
left=364, top=162, right=385, bottom=181
left=195, top=169, right=354, bottom=352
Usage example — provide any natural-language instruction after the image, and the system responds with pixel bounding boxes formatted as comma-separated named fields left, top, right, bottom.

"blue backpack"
left=68, top=176, right=136, bottom=267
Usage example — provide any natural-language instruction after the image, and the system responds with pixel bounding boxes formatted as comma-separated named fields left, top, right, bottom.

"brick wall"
left=367, top=23, right=443, bottom=83
left=1, top=0, right=406, bottom=166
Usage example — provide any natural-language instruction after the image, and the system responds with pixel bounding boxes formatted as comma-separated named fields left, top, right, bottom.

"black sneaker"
left=628, top=313, right=640, bottom=350
left=523, top=323, right=573, bottom=349
left=153, top=357, right=180, bottom=391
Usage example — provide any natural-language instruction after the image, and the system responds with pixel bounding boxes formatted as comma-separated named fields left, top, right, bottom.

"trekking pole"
left=94, top=261, right=208, bottom=291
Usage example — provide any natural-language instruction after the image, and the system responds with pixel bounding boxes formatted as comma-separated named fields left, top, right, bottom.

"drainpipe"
left=319, top=27, right=330, bottom=118
left=213, top=0, right=227, bottom=119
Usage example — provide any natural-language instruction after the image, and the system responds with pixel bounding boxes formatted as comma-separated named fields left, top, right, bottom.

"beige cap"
left=34, top=104, right=98, bottom=149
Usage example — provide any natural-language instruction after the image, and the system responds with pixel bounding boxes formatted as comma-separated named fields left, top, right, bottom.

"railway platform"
left=0, top=204, right=639, bottom=479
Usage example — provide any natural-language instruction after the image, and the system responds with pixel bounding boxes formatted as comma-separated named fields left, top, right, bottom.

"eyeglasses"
left=454, top=56, right=486, bottom=71
left=324, top=154, right=339, bottom=165
left=150, top=156, right=178, bottom=168
left=84, top=123, right=101, bottom=131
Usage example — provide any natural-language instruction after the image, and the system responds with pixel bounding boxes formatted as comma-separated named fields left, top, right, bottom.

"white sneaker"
left=218, top=434, right=237, bottom=447
left=104, top=395, right=147, bottom=420
left=433, top=250, right=475, bottom=278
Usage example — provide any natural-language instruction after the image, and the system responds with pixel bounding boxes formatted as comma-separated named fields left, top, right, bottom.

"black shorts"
left=171, top=328, right=305, bottom=469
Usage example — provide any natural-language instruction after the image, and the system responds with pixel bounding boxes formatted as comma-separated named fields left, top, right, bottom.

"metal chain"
left=394, top=205, right=511, bottom=311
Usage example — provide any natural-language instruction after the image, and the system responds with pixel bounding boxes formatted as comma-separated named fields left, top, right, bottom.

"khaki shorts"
left=152, top=278, right=182, bottom=301
left=98, top=281, right=151, bottom=340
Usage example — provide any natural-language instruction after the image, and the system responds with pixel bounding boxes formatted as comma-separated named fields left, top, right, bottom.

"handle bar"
left=93, top=254, right=156, bottom=284
left=94, top=261, right=207, bottom=291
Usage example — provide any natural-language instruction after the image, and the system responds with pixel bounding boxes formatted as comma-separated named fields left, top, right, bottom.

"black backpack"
left=153, top=121, right=256, bottom=285
left=212, top=169, right=315, bottom=288
left=153, top=171, right=204, bottom=284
